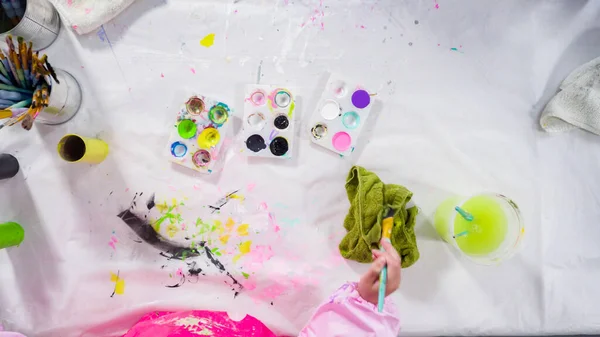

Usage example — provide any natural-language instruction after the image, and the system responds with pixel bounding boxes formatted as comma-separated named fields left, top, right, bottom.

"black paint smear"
left=246, top=134, right=266, bottom=152
left=146, top=193, right=156, bottom=210
left=187, top=261, right=204, bottom=276
left=117, top=209, right=200, bottom=260
left=109, top=191, right=113, bottom=196
left=209, top=190, right=240, bottom=214
left=269, top=137, right=289, bottom=156
left=166, top=275, right=185, bottom=288
left=204, top=245, right=243, bottom=296
left=274, top=115, right=289, bottom=130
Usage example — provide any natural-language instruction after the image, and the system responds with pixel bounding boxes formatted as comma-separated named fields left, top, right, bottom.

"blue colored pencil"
left=0, top=83, right=31, bottom=94
left=0, top=73, right=12, bottom=85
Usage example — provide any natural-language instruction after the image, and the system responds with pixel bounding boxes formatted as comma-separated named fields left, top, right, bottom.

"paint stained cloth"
left=47, top=0, right=137, bottom=35
left=339, top=166, right=419, bottom=268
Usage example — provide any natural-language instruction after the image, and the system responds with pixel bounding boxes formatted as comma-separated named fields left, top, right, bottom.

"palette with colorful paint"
left=240, top=85, right=297, bottom=158
left=308, top=75, right=374, bottom=156
left=166, top=95, right=232, bottom=173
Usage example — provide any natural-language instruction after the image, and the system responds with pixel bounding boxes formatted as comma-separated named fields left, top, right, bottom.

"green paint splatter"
left=450, top=47, right=458, bottom=51
left=242, top=272, right=250, bottom=279
left=288, top=100, right=295, bottom=117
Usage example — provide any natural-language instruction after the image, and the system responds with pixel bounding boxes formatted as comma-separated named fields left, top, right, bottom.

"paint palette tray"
left=240, top=84, right=297, bottom=158
left=308, top=75, right=373, bottom=156
left=166, top=94, right=232, bottom=174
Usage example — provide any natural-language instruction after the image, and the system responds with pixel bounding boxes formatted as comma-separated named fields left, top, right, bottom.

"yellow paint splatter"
left=230, top=194, right=245, bottom=201
left=237, top=224, right=249, bottom=236
left=225, top=217, right=235, bottom=231
left=214, top=219, right=223, bottom=234
left=200, top=33, right=215, bottom=48
left=110, top=272, right=125, bottom=295
left=219, top=235, right=230, bottom=244
left=156, top=201, right=169, bottom=213
left=233, top=240, right=252, bottom=263
left=167, top=223, right=178, bottom=238
left=240, top=240, right=252, bottom=254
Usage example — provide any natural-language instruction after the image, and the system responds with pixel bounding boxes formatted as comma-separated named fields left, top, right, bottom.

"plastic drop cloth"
left=1, top=0, right=600, bottom=336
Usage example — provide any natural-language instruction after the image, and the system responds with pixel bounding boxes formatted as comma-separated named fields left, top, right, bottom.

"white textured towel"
left=47, top=0, right=136, bottom=35
left=540, top=56, right=600, bottom=134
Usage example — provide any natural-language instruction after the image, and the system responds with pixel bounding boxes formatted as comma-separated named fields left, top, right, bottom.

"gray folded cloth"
left=541, top=56, right=600, bottom=134
left=48, top=0, right=136, bottom=35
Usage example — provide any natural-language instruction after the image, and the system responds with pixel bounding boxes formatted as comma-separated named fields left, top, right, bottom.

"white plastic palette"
left=308, top=75, right=373, bottom=156
left=240, top=84, right=297, bottom=158
left=166, top=95, right=232, bottom=174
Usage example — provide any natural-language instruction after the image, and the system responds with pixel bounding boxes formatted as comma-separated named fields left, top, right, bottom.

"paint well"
left=247, top=112, right=266, bottom=130
left=311, top=123, right=327, bottom=140
left=320, top=100, right=341, bottom=120
left=332, top=131, right=352, bottom=152
left=331, top=80, right=347, bottom=98
left=342, top=111, right=360, bottom=129
left=186, top=97, right=205, bottom=115
left=246, top=134, right=267, bottom=152
left=269, top=137, right=289, bottom=156
left=209, top=105, right=229, bottom=125
left=274, top=90, right=292, bottom=108
left=192, top=150, right=211, bottom=167
left=274, top=114, right=289, bottom=130
left=250, top=91, right=266, bottom=106
left=351, top=90, right=370, bottom=109
left=171, top=142, right=187, bottom=158
left=197, top=127, right=220, bottom=149
left=177, top=119, right=197, bottom=139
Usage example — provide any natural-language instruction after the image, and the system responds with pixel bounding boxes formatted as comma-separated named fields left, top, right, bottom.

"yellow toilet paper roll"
left=57, top=134, right=109, bottom=164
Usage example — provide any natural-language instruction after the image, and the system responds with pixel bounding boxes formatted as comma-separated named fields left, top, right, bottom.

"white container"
left=308, top=74, right=374, bottom=157
left=36, top=69, right=82, bottom=125
left=240, top=84, right=297, bottom=159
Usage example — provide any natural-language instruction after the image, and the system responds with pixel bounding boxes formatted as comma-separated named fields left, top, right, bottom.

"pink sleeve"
left=298, top=282, right=401, bottom=337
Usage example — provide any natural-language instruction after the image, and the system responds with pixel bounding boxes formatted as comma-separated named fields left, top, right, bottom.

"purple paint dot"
left=351, top=90, right=370, bottom=109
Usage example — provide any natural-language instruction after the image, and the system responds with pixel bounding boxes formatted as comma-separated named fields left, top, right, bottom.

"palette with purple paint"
left=308, top=75, right=373, bottom=156
left=240, top=84, right=297, bottom=158
left=166, top=95, right=232, bottom=174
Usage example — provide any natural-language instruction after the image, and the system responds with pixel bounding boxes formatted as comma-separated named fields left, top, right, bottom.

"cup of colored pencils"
left=0, top=35, right=81, bottom=131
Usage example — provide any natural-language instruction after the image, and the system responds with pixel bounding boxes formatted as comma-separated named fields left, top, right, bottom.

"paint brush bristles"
left=0, top=35, right=56, bottom=132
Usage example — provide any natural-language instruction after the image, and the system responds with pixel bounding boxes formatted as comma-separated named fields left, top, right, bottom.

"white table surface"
left=1, top=0, right=600, bottom=336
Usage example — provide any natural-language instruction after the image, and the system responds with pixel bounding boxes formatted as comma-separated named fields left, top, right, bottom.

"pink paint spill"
left=190, top=67, right=196, bottom=74
left=67, top=0, right=73, bottom=6
left=244, top=245, right=274, bottom=271
left=258, top=283, right=287, bottom=300
left=247, top=183, right=256, bottom=192
left=242, top=278, right=257, bottom=290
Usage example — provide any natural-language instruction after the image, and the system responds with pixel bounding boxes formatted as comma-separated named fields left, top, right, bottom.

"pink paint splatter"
left=168, top=185, right=177, bottom=191
left=67, top=0, right=73, bottom=6
left=72, top=25, right=78, bottom=30
left=259, top=202, right=268, bottom=211
left=190, top=67, right=196, bottom=74
left=234, top=9, right=238, bottom=13
left=242, top=278, right=257, bottom=290
left=85, top=8, right=92, bottom=14
left=160, top=73, right=165, bottom=78
left=181, top=223, right=187, bottom=230
left=108, top=236, right=118, bottom=250
left=176, top=268, right=184, bottom=277
left=125, top=188, right=130, bottom=192
left=268, top=213, right=281, bottom=233
left=193, top=184, right=201, bottom=190
left=247, top=183, right=256, bottom=192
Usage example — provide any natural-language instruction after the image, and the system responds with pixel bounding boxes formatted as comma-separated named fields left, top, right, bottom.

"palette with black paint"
left=166, top=95, right=232, bottom=173
left=240, top=85, right=297, bottom=158
left=308, top=75, right=373, bottom=156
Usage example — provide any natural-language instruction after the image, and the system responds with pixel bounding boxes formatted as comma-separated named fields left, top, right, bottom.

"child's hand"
left=357, top=240, right=402, bottom=305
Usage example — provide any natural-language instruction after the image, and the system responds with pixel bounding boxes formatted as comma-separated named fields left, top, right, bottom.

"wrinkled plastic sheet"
left=1, top=0, right=600, bottom=336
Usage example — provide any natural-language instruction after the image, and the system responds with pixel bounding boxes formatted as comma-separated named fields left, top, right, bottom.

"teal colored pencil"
left=9, top=99, right=31, bottom=108
left=0, top=61, right=9, bottom=79
left=0, top=84, right=32, bottom=94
